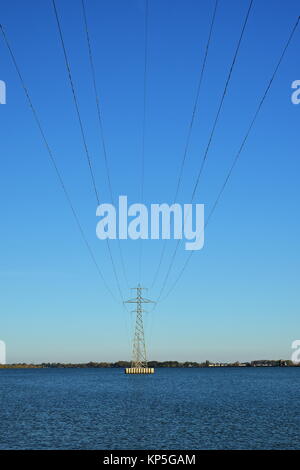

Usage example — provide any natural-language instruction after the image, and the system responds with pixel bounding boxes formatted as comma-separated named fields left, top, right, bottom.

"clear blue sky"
left=0, top=0, right=299, bottom=363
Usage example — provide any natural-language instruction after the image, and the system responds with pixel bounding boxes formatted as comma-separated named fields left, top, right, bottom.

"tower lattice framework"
left=125, top=284, right=154, bottom=368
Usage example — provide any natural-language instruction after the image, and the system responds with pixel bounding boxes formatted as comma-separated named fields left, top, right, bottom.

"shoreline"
left=0, top=359, right=297, bottom=369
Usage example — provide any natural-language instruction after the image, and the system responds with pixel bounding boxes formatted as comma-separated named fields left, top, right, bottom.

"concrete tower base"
left=125, top=367, right=154, bottom=374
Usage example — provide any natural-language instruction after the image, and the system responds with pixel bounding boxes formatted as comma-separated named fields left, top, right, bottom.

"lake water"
left=0, top=367, right=299, bottom=449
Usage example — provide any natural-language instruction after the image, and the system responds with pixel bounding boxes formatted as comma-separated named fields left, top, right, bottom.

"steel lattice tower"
left=125, top=284, right=154, bottom=369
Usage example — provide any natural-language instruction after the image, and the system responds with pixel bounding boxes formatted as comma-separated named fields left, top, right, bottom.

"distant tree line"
left=0, top=359, right=297, bottom=369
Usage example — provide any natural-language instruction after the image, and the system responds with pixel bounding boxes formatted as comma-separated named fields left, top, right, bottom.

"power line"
left=155, top=0, right=254, bottom=302
left=138, top=0, right=149, bottom=283
left=174, top=0, right=219, bottom=203
left=141, top=0, right=149, bottom=204
left=0, top=23, right=117, bottom=303
left=52, top=0, right=124, bottom=302
left=52, top=0, right=99, bottom=203
left=161, top=14, right=300, bottom=302
left=191, top=0, right=254, bottom=202
left=81, top=0, right=130, bottom=289
left=151, top=0, right=219, bottom=289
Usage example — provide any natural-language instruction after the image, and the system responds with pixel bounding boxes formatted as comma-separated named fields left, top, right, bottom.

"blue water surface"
left=0, top=367, right=299, bottom=449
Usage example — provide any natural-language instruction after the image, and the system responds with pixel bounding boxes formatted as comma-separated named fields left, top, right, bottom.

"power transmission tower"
left=124, top=284, right=155, bottom=373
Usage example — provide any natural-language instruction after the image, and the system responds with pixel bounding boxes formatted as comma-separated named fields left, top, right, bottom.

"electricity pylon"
left=124, top=284, right=155, bottom=369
